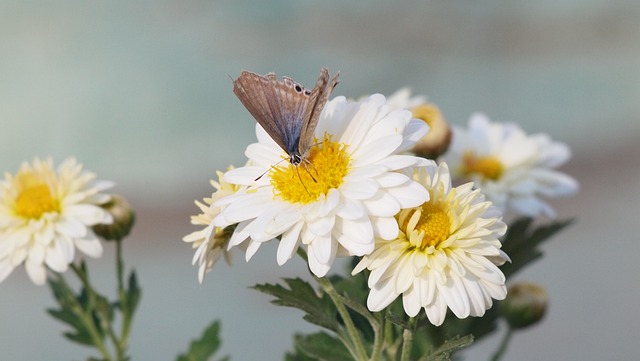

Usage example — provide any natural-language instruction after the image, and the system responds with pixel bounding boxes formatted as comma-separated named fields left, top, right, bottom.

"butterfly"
left=232, top=67, right=340, bottom=167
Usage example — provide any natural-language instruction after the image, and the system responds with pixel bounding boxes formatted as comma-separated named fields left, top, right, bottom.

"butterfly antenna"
left=295, top=166, right=312, bottom=196
left=302, top=159, right=318, bottom=183
left=255, top=159, right=286, bottom=181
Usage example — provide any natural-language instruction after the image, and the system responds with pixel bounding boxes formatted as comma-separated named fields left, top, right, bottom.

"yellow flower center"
left=15, top=183, right=59, bottom=219
left=270, top=134, right=350, bottom=204
left=462, top=151, right=503, bottom=181
left=399, top=201, right=451, bottom=250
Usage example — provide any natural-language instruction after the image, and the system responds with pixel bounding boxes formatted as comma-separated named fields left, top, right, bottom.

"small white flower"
left=183, top=169, right=240, bottom=283
left=0, top=158, right=113, bottom=285
left=353, top=162, right=509, bottom=326
left=441, top=113, right=579, bottom=218
left=214, top=94, right=430, bottom=277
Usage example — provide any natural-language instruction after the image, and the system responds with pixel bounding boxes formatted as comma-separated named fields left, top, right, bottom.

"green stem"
left=59, top=271, right=113, bottom=361
left=296, top=248, right=368, bottom=360
left=316, top=275, right=369, bottom=361
left=369, top=312, right=385, bottom=361
left=399, top=317, right=417, bottom=361
left=115, top=239, right=132, bottom=360
left=490, top=326, right=514, bottom=361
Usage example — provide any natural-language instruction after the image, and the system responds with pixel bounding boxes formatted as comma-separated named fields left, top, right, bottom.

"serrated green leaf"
left=500, top=218, right=573, bottom=278
left=176, top=321, right=224, bottom=361
left=253, top=278, right=339, bottom=332
left=290, top=332, right=353, bottom=361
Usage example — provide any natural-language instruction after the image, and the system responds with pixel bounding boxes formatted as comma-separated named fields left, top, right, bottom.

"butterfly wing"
left=233, top=71, right=310, bottom=155
left=297, top=68, right=340, bottom=157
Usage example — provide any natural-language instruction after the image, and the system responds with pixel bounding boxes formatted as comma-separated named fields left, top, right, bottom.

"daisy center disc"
left=270, top=134, right=350, bottom=204
left=15, top=183, right=59, bottom=219
left=462, top=151, right=504, bottom=181
left=400, top=202, right=451, bottom=250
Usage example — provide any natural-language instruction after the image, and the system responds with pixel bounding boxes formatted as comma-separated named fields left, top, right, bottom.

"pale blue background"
left=1, top=1, right=638, bottom=360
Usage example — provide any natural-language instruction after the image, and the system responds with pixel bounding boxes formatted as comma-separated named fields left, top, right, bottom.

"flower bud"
left=93, top=195, right=135, bottom=241
left=411, top=104, right=452, bottom=160
left=500, top=282, right=548, bottom=329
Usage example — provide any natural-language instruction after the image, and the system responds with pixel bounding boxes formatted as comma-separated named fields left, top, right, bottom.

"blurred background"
left=1, top=0, right=638, bottom=359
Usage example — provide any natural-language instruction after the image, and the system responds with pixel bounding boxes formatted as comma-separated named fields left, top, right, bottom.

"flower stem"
left=296, top=248, right=368, bottom=360
left=115, top=239, right=131, bottom=360
left=60, top=270, right=113, bottom=361
left=316, top=275, right=369, bottom=361
left=490, top=326, right=514, bottom=361
left=399, top=317, right=417, bottom=361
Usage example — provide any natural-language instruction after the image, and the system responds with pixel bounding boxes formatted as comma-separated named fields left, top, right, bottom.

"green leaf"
left=287, top=332, right=353, bottom=361
left=125, top=270, right=142, bottom=316
left=500, top=217, right=573, bottom=278
left=47, top=276, right=101, bottom=346
left=176, top=321, right=225, bottom=361
left=253, top=278, right=339, bottom=332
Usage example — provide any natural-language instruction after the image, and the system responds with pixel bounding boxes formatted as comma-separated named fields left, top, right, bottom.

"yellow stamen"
left=15, top=183, right=59, bottom=219
left=270, top=134, right=350, bottom=204
left=399, top=201, right=451, bottom=249
left=461, top=151, right=504, bottom=181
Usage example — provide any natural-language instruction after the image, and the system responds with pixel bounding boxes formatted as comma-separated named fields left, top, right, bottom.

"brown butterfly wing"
left=233, top=71, right=310, bottom=155
left=298, top=68, right=340, bottom=157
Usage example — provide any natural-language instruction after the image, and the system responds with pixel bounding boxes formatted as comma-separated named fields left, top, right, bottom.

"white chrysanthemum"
left=214, top=94, right=430, bottom=277
left=353, top=162, right=509, bottom=326
left=441, top=113, right=579, bottom=218
left=0, top=158, right=113, bottom=285
left=183, top=169, right=241, bottom=283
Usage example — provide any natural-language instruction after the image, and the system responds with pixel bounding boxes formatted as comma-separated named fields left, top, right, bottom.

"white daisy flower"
left=183, top=169, right=241, bottom=283
left=441, top=113, right=579, bottom=218
left=0, top=158, right=113, bottom=285
left=214, top=94, right=430, bottom=277
left=353, top=162, right=509, bottom=326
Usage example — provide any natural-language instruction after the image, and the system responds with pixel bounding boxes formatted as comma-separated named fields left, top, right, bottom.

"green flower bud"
left=500, top=282, right=548, bottom=329
left=93, top=195, right=135, bottom=241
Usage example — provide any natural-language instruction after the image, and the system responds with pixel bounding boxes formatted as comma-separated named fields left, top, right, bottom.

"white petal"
left=350, top=135, right=402, bottom=168
left=340, top=179, right=379, bottom=200
left=75, top=237, right=104, bottom=258
left=64, top=205, right=111, bottom=226
left=362, top=191, right=401, bottom=217
left=385, top=181, right=429, bottom=209
left=277, top=222, right=303, bottom=265
left=371, top=216, right=399, bottom=240
left=307, top=242, right=334, bottom=277
left=55, top=216, right=88, bottom=238
left=25, top=261, right=47, bottom=286
left=0, top=261, right=15, bottom=282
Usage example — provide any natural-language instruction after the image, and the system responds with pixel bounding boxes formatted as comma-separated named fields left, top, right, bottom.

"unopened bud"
left=93, top=195, right=135, bottom=241
left=411, top=104, right=452, bottom=160
left=500, top=282, right=548, bottom=329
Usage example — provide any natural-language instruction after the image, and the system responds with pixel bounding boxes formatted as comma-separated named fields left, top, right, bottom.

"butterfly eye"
left=304, top=89, right=311, bottom=95
left=294, top=84, right=303, bottom=93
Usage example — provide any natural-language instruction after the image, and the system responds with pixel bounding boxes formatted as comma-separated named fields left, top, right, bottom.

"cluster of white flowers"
left=182, top=85, right=578, bottom=325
